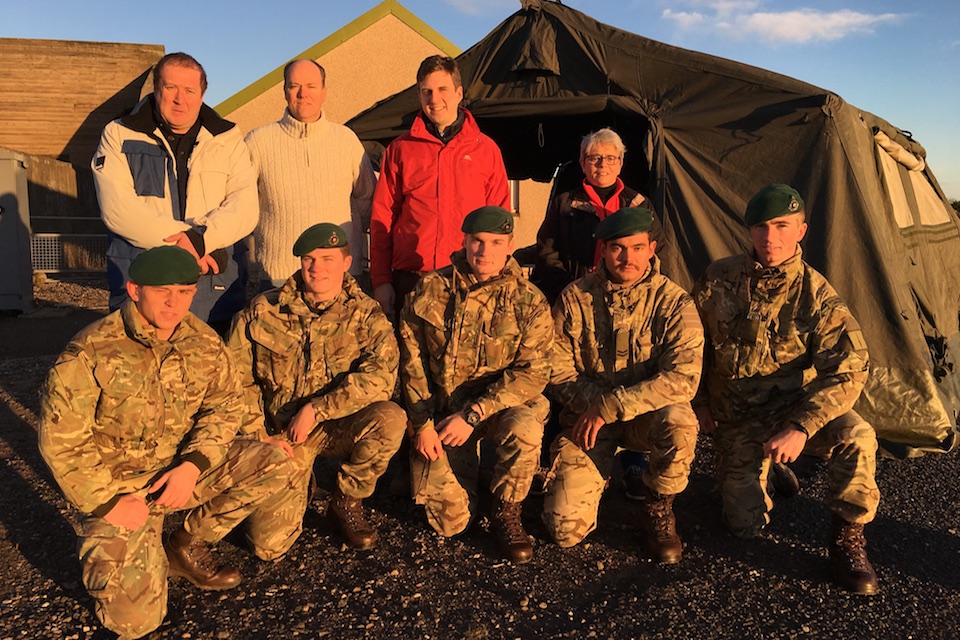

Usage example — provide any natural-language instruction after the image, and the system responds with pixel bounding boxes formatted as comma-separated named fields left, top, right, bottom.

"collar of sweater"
left=279, top=109, right=330, bottom=139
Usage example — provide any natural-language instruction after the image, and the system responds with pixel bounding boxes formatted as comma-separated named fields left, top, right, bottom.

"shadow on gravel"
left=0, top=428, right=83, bottom=591
left=870, top=514, right=960, bottom=590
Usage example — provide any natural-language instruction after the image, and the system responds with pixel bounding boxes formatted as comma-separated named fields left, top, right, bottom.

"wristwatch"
left=464, top=407, right=482, bottom=426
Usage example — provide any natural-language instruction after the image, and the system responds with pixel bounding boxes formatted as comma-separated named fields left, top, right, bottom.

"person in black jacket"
left=532, top=128, right=658, bottom=305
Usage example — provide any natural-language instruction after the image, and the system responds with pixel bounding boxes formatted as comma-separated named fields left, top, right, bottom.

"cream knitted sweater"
left=245, top=110, right=376, bottom=281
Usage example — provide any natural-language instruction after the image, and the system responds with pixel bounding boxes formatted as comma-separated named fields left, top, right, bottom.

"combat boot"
left=638, top=486, right=683, bottom=564
left=768, top=462, right=800, bottom=499
left=164, top=527, right=241, bottom=591
left=490, top=498, right=534, bottom=564
left=327, top=487, right=378, bottom=550
left=830, top=515, right=878, bottom=595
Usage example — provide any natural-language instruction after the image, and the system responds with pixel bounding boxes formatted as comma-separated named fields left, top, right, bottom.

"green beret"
left=128, top=246, right=200, bottom=285
left=594, top=207, right=654, bottom=240
left=744, top=183, right=804, bottom=225
left=293, top=223, right=349, bottom=256
left=461, top=206, right=514, bottom=235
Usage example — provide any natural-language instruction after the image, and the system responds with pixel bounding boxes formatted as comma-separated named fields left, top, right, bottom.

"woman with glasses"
left=531, top=128, right=659, bottom=304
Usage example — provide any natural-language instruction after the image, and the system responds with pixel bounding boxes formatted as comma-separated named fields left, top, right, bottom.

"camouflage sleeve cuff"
left=181, top=452, right=211, bottom=474
left=91, top=494, right=122, bottom=519
left=595, top=390, right=624, bottom=424
left=310, top=397, right=329, bottom=424
left=411, top=419, right=436, bottom=436
left=791, top=413, right=824, bottom=439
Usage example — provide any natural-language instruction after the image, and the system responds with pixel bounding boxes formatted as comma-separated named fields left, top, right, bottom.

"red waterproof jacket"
left=370, top=109, right=510, bottom=289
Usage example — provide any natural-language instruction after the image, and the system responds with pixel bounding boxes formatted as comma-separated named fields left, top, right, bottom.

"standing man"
left=228, top=223, right=406, bottom=556
left=543, top=208, right=703, bottom=563
left=694, top=184, right=880, bottom=594
left=399, top=206, right=553, bottom=564
left=93, top=52, right=258, bottom=334
left=245, top=60, right=376, bottom=289
left=39, top=247, right=292, bottom=639
left=371, top=55, right=511, bottom=317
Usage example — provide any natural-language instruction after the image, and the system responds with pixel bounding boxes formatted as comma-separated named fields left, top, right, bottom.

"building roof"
left=214, top=0, right=459, bottom=116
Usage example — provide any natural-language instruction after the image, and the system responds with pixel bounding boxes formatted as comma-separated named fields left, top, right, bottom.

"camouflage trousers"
left=77, top=439, right=291, bottom=639
left=411, top=396, right=548, bottom=537
left=246, top=401, right=406, bottom=561
left=543, top=403, right=699, bottom=547
left=715, top=409, right=880, bottom=538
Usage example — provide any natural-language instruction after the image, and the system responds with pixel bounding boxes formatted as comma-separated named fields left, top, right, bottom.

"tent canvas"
left=348, top=0, right=960, bottom=456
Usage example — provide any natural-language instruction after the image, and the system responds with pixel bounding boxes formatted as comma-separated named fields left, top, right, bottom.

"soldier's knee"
left=367, top=400, right=408, bottom=441
left=657, top=403, right=698, bottom=426
left=94, top=586, right=166, bottom=638
left=546, top=519, right=589, bottom=548
left=251, top=534, right=298, bottom=562
left=424, top=504, right=471, bottom=537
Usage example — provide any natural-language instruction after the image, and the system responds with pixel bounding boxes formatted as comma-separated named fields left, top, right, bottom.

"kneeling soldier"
left=228, top=223, right=406, bottom=555
left=40, top=247, right=292, bottom=639
left=694, top=184, right=880, bottom=594
left=543, top=208, right=703, bottom=562
left=399, top=206, right=553, bottom=563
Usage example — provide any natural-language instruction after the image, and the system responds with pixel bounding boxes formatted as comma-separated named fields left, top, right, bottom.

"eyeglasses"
left=584, top=154, right=622, bottom=165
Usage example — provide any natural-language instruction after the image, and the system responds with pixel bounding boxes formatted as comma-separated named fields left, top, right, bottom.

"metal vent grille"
left=30, top=234, right=108, bottom=273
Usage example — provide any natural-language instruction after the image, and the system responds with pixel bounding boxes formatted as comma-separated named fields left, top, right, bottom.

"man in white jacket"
left=245, top=59, right=376, bottom=290
left=93, top=52, right=258, bottom=334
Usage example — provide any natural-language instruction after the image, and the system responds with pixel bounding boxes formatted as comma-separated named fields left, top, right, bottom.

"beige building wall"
left=224, top=15, right=447, bottom=133
left=515, top=179, right=552, bottom=251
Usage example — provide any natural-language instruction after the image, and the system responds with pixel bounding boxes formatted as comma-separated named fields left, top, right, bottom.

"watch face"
left=466, top=409, right=480, bottom=426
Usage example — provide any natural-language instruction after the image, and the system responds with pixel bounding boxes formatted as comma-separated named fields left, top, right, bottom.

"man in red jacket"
left=371, top=55, right=511, bottom=318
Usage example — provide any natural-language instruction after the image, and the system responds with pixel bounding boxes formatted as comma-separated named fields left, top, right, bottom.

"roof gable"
left=215, top=0, right=459, bottom=116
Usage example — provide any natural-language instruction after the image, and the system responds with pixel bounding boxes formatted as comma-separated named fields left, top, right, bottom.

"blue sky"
left=5, top=0, right=959, bottom=198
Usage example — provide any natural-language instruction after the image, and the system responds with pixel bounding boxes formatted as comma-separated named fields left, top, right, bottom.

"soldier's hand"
left=103, top=494, right=150, bottom=531
left=437, top=412, right=475, bottom=447
left=374, top=283, right=396, bottom=317
left=695, top=405, right=717, bottom=434
left=288, top=403, right=316, bottom=444
left=763, top=425, right=808, bottom=464
left=573, top=405, right=606, bottom=451
left=265, top=436, right=295, bottom=458
left=198, top=253, right=221, bottom=275
left=148, top=461, right=202, bottom=508
left=164, top=232, right=202, bottom=261
left=415, top=427, right=444, bottom=461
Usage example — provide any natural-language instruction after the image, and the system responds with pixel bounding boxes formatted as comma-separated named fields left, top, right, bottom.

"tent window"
left=877, top=148, right=913, bottom=229
left=910, top=171, right=952, bottom=226
left=875, top=130, right=952, bottom=229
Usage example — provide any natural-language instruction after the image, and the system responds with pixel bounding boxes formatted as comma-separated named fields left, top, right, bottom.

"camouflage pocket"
left=771, top=330, right=806, bottom=366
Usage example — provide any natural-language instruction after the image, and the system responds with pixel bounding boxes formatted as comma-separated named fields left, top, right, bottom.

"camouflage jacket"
left=227, top=273, right=398, bottom=438
left=550, top=256, right=704, bottom=426
left=39, top=302, right=244, bottom=517
left=398, top=251, right=553, bottom=433
left=693, top=249, right=870, bottom=437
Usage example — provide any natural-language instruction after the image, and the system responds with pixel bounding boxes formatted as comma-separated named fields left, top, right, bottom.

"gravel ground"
left=1, top=277, right=959, bottom=639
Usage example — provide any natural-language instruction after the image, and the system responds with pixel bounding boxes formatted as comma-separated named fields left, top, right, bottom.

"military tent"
left=348, top=0, right=960, bottom=456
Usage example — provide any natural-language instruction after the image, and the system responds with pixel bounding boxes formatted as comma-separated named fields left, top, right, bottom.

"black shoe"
left=768, top=462, right=800, bottom=499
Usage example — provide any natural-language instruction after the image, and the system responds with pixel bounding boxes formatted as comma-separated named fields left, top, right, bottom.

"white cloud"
left=660, top=2, right=905, bottom=44
left=662, top=9, right=707, bottom=30
left=726, top=9, right=902, bottom=43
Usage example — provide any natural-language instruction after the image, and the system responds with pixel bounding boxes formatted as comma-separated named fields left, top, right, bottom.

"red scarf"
left=582, top=178, right=625, bottom=266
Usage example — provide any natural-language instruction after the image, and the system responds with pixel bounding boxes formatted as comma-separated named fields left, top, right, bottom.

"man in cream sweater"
left=245, top=59, right=377, bottom=289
